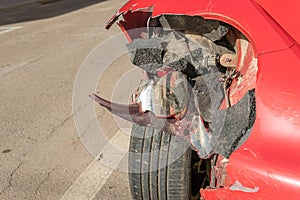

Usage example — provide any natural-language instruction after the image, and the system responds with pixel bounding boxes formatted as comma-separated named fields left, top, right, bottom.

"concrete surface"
left=0, top=0, right=135, bottom=199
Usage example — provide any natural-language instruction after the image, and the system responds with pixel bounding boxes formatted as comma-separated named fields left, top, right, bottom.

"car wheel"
left=128, top=124, right=210, bottom=200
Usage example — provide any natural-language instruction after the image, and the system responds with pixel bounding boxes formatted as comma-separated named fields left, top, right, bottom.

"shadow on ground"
left=0, top=0, right=107, bottom=25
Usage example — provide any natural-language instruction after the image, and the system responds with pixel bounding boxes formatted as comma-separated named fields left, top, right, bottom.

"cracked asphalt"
left=0, top=0, right=133, bottom=199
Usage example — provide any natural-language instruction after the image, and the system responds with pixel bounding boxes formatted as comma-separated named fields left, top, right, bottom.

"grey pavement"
left=0, top=0, right=34, bottom=8
left=0, top=0, right=133, bottom=199
left=0, top=0, right=63, bottom=9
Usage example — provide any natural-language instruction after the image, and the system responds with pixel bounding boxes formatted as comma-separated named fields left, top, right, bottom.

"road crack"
left=47, top=114, right=74, bottom=138
left=0, top=163, right=23, bottom=196
left=47, top=103, right=87, bottom=138
left=34, top=164, right=60, bottom=196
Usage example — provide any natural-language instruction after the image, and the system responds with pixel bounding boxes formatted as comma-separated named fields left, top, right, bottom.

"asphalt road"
left=0, top=0, right=136, bottom=199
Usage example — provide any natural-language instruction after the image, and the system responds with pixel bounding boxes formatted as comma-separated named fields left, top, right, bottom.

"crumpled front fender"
left=106, top=0, right=294, bottom=56
left=103, top=0, right=300, bottom=199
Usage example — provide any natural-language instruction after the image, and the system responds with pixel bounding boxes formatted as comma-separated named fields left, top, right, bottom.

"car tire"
left=129, top=124, right=209, bottom=200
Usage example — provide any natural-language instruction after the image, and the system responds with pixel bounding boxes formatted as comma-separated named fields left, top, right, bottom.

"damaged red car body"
left=92, top=0, right=300, bottom=199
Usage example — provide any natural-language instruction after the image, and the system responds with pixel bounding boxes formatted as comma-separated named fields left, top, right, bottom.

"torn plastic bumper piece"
left=91, top=70, right=190, bottom=124
left=91, top=92, right=213, bottom=158
left=90, top=70, right=214, bottom=158
left=90, top=67, right=256, bottom=159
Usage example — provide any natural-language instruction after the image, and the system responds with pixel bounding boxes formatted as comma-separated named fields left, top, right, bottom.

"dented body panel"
left=105, top=0, right=300, bottom=199
left=215, top=45, right=300, bottom=200
left=107, top=0, right=295, bottom=55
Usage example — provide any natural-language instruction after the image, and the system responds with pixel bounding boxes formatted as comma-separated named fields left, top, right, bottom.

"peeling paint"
left=229, top=180, right=259, bottom=193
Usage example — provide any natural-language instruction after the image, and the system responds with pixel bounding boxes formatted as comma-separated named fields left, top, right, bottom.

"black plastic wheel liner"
left=210, top=90, right=256, bottom=158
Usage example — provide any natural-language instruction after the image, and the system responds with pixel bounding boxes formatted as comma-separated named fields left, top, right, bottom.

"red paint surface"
left=254, top=0, right=300, bottom=44
left=107, top=0, right=300, bottom=199
left=107, top=0, right=295, bottom=55
left=202, top=44, right=300, bottom=200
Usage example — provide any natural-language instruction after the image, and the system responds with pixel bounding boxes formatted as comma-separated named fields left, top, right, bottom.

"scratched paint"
left=229, top=180, right=259, bottom=193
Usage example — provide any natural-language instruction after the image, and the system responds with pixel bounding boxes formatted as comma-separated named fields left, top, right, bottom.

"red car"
left=92, top=0, right=300, bottom=199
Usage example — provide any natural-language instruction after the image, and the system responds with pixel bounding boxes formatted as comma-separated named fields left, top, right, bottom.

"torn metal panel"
left=106, top=0, right=294, bottom=55
left=106, top=3, right=153, bottom=30
left=219, top=31, right=258, bottom=108
left=219, top=54, right=238, bottom=68
left=117, top=11, right=151, bottom=41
